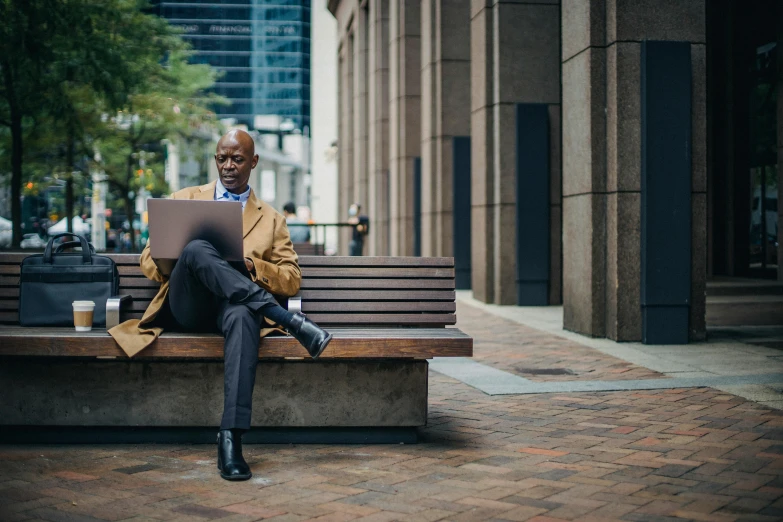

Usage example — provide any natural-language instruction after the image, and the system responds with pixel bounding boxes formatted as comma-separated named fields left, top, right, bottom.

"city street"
left=2, top=300, right=783, bottom=522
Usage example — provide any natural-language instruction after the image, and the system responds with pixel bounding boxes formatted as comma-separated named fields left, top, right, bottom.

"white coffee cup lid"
left=73, top=301, right=95, bottom=306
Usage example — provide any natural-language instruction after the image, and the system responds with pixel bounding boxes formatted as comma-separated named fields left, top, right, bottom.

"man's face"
left=215, top=137, right=259, bottom=194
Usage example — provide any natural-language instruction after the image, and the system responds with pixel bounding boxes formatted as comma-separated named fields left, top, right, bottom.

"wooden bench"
left=0, top=253, right=472, bottom=443
left=292, top=242, right=325, bottom=255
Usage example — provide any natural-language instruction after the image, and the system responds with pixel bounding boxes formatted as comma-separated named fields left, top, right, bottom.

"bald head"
left=215, top=129, right=259, bottom=194
left=217, top=129, right=255, bottom=156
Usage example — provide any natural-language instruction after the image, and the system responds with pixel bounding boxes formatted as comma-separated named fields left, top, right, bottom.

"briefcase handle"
left=55, top=241, right=97, bottom=255
left=43, top=233, right=92, bottom=264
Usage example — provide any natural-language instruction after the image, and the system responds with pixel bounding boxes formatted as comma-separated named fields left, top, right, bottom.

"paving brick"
left=518, top=449, right=569, bottom=457
left=51, top=473, right=99, bottom=483
left=169, top=503, right=235, bottom=519
left=223, top=502, right=287, bottom=518
left=495, top=505, right=549, bottom=521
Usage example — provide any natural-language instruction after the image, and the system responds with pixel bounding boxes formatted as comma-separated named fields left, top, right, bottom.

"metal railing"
left=287, top=222, right=361, bottom=254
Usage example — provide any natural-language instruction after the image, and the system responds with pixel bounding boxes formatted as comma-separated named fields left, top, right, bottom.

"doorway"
left=708, top=0, right=779, bottom=280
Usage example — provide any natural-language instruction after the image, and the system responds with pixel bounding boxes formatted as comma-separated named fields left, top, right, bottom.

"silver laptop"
left=147, top=198, right=244, bottom=276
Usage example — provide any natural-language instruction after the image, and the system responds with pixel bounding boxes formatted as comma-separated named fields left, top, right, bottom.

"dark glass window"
left=155, top=0, right=311, bottom=132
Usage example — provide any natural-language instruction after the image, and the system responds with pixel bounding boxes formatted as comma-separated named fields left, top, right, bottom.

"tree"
left=0, top=0, right=71, bottom=246
left=93, top=50, right=221, bottom=249
left=0, top=0, right=219, bottom=247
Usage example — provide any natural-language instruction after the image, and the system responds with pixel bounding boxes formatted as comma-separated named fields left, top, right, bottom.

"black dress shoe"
left=288, top=312, right=332, bottom=359
left=217, top=429, right=251, bottom=481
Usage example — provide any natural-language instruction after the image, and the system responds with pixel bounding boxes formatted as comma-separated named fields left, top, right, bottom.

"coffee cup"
left=72, top=301, right=95, bottom=332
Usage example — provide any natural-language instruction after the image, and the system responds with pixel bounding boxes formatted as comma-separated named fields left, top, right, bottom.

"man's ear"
left=252, top=154, right=259, bottom=169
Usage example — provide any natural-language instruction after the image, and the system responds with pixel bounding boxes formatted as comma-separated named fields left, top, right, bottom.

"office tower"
left=153, top=0, right=311, bottom=135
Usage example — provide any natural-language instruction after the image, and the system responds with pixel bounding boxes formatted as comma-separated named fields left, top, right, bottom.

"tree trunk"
left=2, top=60, right=23, bottom=248
left=123, top=198, right=136, bottom=253
left=65, top=127, right=75, bottom=234
left=9, top=112, right=23, bottom=248
left=65, top=176, right=74, bottom=234
left=125, top=155, right=136, bottom=251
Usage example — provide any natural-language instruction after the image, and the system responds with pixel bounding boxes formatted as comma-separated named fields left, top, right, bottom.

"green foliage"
left=0, top=0, right=222, bottom=248
left=91, top=48, right=223, bottom=246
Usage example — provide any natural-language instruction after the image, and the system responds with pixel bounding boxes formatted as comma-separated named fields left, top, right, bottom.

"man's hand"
left=244, top=257, right=255, bottom=275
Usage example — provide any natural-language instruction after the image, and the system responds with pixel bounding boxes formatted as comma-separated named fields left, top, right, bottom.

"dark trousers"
left=349, top=239, right=363, bottom=256
left=167, top=239, right=278, bottom=430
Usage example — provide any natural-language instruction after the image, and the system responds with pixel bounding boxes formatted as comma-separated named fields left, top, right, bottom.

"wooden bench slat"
left=1, top=286, right=158, bottom=299
left=299, top=278, right=454, bottom=290
left=114, top=311, right=456, bottom=324
left=0, top=254, right=141, bottom=266
left=0, top=275, right=19, bottom=286
left=1, top=254, right=455, bottom=267
left=119, top=278, right=160, bottom=288
left=2, top=264, right=146, bottom=276
left=4, top=311, right=458, bottom=326
left=297, top=256, right=454, bottom=267
left=302, top=302, right=456, bottom=312
left=0, top=275, right=165, bottom=288
left=292, top=243, right=325, bottom=256
left=0, top=265, right=157, bottom=277
left=0, top=327, right=472, bottom=358
left=1, top=311, right=18, bottom=322
left=298, top=313, right=456, bottom=325
left=301, top=267, right=455, bottom=278
left=4, top=298, right=156, bottom=314
left=299, top=290, right=455, bottom=301
left=118, top=266, right=147, bottom=276
left=116, top=288, right=158, bottom=298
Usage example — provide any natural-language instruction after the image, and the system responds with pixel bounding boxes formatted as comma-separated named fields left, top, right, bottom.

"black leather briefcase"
left=19, top=233, right=120, bottom=327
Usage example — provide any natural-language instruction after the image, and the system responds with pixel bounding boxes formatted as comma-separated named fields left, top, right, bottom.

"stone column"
left=561, top=0, right=707, bottom=340
left=470, top=0, right=494, bottom=302
left=353, top=5, right=369, bottom=229
left=339, top=34, right=354, bottom=255
left=420, top=0, right=471, bottom=258
left=778, top=9, right=783, bottom=282
left=470, top=0, right=561, bottom=305
left=336, top=46, right=346, bottom=254
left=368, top=0, right=390, bottom=255
left=389, top=0, right=420, bottom=256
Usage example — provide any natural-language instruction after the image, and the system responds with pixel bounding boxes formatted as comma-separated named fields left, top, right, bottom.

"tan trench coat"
left=108, top=181, right=301, bottom=358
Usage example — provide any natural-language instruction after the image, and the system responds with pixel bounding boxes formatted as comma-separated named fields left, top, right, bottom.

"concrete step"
left=707, top=294, right=783, bottom=327
left=707, top=277, right=783, bottom=297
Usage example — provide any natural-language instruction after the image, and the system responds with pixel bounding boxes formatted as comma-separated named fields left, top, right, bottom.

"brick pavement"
left=3, top=373, right=783, bottom=521
left=457, top=302, right=665, bottom=382
left=3, top=304, right=783, bottom=521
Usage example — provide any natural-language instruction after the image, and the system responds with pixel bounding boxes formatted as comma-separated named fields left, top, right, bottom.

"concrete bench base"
left=0, top=359, right=428, bottom=433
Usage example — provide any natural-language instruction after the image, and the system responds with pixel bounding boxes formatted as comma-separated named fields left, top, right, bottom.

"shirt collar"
left=215, top=178, right=251, bottom=204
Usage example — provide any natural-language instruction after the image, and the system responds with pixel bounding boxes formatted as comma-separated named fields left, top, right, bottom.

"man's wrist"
left=244, top=257, right=255, bottom=274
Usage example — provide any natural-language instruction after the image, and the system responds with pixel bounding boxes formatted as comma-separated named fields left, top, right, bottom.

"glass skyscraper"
left=153, top=0, right=311, bottom=134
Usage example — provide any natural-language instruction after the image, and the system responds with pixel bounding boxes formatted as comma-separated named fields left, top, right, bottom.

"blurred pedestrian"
left=283, top=202, right=310, bottom=243
left=348, top=203, right=369, bottom=256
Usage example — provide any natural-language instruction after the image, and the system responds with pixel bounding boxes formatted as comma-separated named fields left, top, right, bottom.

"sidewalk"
left=454, top=292, right=783, bottom=409
left=2, top=298, right=783, bottom=522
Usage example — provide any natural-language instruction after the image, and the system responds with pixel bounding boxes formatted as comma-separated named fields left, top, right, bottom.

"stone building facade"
left=328, top=0, right=782, bottom=343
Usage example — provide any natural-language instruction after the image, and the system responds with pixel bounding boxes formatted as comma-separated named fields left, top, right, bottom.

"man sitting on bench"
left=109, top=129, right=332, bottom=482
